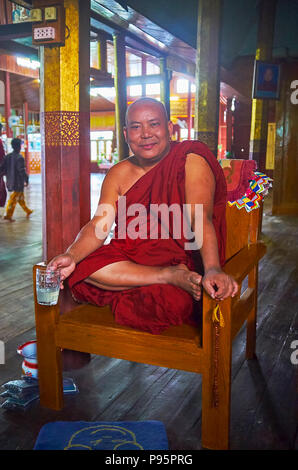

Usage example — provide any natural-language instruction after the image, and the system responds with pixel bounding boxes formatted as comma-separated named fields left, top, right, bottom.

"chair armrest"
left=223, top=241, right=266, bottom=284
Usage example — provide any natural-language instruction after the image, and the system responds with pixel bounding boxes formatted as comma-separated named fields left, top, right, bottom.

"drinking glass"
left=36, top=267, right=61, bottom=306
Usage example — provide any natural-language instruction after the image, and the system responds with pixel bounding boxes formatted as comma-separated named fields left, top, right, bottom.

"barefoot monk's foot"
left=62, top=349, right=91, bottom=371
left=162, top=264, right=202, bottom=300
left=189, top=271, right=203, bottom=301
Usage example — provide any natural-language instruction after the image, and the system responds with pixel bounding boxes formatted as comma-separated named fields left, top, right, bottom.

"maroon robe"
left=68, top=140, right=227, bottom=334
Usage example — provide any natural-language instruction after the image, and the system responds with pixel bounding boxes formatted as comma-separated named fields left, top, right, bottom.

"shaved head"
left=125, top=98, right=168, bottom=126
left=123, top=97, right=173, bottom=164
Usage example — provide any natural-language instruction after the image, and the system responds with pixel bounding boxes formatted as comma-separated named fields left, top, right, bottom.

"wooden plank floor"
left=0, top=175, right=297, bottom=450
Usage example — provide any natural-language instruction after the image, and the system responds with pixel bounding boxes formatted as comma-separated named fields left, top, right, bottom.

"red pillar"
left=5, top=72, right=12, bottom=138
left=23, top=101, right=30, bottom=173
left=39, top=0, right=90, bottom=262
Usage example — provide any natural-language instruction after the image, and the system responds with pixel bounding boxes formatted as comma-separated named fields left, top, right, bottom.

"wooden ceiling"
left=90, top=93, right=115, bottom=112
left=10, top=73, right=39, bottom=112
left=0, top=70, right=39, bottom=112
left=1, top=0, right=266, bottom=113
left=0, top=70, right=116, bottom=113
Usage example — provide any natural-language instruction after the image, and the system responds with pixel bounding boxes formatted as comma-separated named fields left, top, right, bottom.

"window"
left=128, top=53, right=142, bottom=76
left=176, top=79, right=188, bottom=93
left=146, top=83, right=160, bottom=96
left=180, top=128, right=194, bottom=140
left=176, top=79, right=196, bottom=94
left=90, top=88, right=116, bottom=99
left=90, top=42, right=99, bottom=69
left=146, top=61, right=160, bottom=75
left=107, top=42, right=114, bottom=76
left=128, top=85, right=142, bottom=97
left=90, top=131, right=113, bottom=162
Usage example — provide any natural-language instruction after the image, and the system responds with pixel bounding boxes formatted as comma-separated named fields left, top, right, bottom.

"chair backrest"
left=225, top=204, right=261, bottom=261
left=219, top=158, right=261, bottom=262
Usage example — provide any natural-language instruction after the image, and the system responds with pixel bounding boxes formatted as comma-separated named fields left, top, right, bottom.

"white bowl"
left=17, top=340, right=38, bottom=378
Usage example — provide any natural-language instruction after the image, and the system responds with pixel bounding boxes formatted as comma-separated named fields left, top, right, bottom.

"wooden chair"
left=33, top=180, right=266, bottom=450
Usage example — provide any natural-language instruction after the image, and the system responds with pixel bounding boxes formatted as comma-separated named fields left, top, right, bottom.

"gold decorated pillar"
left=113, top=32, right=129, bottom=160
left=194, top=0, right=221, bottom=156
left=38, top=0, right=90, bottom=261
left=249, top=0, right=277, bottom=171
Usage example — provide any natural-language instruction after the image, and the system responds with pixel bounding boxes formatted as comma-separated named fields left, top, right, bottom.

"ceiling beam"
left=90, top=73, right=164, bottom=88
left=127, top=74, right=162, bottom=85
left=0, top=40, right=38, bottom=60
left=91, top=17, right=118, bottom=38
left=91, top=9, right=165, bottom=59
left=125, top=35, right=163, bottom=59
left=0, top=22, right=32, bottom=41
left=8, top=0, right=33, bottom=7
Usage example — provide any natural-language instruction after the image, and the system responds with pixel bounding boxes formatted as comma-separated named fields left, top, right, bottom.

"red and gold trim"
left=41, top=111, right=80, bottom=147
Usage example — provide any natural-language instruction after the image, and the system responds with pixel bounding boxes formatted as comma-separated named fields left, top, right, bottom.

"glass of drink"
left=36, top=267, right=61, bottom=306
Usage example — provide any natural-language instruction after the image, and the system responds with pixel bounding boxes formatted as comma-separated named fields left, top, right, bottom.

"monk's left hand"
left=202, top=267, right=238, bottom=301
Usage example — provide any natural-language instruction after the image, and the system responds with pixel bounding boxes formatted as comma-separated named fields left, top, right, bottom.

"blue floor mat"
left=34, top=420, right=169, bottom=450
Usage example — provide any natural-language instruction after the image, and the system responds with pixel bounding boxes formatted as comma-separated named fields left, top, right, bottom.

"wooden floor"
left=0, top=175, right=297, bottom=450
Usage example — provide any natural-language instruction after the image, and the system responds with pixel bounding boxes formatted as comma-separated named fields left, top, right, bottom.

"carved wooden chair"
left=33, top=160, right=266, bottom=450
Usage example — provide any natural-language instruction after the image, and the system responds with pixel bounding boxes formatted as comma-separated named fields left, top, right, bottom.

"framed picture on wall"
left=252, top=61, right=281, bottom=99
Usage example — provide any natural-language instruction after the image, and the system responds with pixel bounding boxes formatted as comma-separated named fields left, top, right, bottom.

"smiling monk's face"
left=123, top=98, right=173, bottom=165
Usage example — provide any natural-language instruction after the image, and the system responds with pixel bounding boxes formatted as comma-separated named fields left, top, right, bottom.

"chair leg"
left=246, top=266, right=258, bottom=359
left=201, top=299, right=232, bottom=450
left=246, top=309, right=257, bottom=359
left=35, top=303, right=63, bottom=410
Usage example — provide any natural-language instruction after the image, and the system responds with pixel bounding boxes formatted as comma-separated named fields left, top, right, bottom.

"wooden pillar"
left=249, top=0, right=277, bottom=171
left=141, top=57, right=147, bottom=97
left=226, top=98, right=233, bottom=154
left=97, top=33, right=107, bottom=72
left=4, top=71, right=12, bottom=138
left=187, top=80, right=192, bottom=140
left=218, top=100, right=225, bottom=159
left=39, top=0, right=90, bottom=262
left=113, top=32, right=129, bottom=160
left=194, top=0, right=221, bottom=157
left=0, top=0, right=12, bottom=24
left=272, top=62, right=298, bottom=215
left=160, top=57, right=171, bottom=120
left=78, top=0, right=91, bottom=228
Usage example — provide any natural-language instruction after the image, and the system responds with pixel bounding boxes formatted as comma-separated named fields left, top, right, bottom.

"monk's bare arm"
left=66, top=168, right=119, bottom=263
left=48, top=165, right=121, bottom=283
left=185, top=153, right=238, bottom=300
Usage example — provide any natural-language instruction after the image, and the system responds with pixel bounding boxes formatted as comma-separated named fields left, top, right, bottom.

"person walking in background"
left=0, top=137, right=33, bottom=222
left=0, top=123, right=7, bottom=217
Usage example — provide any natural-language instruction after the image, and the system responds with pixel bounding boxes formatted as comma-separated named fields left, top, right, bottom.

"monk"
left=49, top=97, right=238, bottom=338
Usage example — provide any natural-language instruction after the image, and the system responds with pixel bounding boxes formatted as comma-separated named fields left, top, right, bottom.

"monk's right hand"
left=47, top=253, right=76, bottom=289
